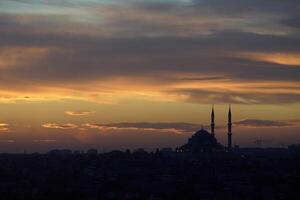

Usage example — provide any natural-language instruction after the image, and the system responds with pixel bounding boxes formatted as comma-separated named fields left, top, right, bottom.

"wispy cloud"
left=84, top=122, right=204, bottom=134
left=0, top=139, right=15, bottom=143
left=65, top=111, right=94, bottom=116
left=168, top=85, right=300, bottom=104
left=33, top=139, right=57, bottom=143
left=42, top=123, right=78, bottom=130
left=235, top=119, right=300, bottom=128
left=0, top=123, right=9, bottom=131
left=237, top=52, right=300, bottom=67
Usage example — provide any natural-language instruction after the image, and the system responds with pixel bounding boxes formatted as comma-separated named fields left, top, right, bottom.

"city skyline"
left=0, top=104, right=298, bottom=153
left=0, top=0, right=299, bottom=152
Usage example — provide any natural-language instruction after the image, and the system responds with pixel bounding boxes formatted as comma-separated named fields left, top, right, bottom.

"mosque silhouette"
left=179, top=106, right=233, bottom=153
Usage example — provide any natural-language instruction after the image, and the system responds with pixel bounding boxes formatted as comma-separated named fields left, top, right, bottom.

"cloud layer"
left=0, top=0, right=299, bottom=104
left=84, top=122, right=204, bottom=134
left=235, top=119, right=300, bottom=128
left=41, top=122, right=204, bottom=134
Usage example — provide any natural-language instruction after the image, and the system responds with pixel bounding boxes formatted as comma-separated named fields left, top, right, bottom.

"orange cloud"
left=42, top=123, right=78, bottom=130
left=0, top=123, right=9, bottom=132
left=0, top=76, right=299, bottom=105
left=238, top=52, right=300, bottom=66
left=65, top=111, right=94, bottom=116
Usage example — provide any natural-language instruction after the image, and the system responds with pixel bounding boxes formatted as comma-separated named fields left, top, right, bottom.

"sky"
left=0, top=0, right=299, bottom=152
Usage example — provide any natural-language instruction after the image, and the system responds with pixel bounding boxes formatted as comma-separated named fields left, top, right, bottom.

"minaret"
left=227, top=105, right=232, bottom=152
left=211, top=106, right=215, bottom=137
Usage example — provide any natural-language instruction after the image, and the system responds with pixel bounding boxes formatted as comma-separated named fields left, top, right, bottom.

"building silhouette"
left=180, top=106, right=233, bottom=153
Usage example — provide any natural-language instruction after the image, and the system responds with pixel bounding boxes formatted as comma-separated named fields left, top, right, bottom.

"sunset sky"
left=0, top=0, right=299, bottom=152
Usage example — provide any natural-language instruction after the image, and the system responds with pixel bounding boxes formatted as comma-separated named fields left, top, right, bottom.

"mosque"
left=179, top=106, right=233, bottom=153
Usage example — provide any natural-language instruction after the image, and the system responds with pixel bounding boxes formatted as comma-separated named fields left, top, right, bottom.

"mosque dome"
left=180, top=128, right=224, bottom=153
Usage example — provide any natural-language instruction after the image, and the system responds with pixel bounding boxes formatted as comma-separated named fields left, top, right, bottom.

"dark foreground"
left=0, top=150, right=300, bottom=200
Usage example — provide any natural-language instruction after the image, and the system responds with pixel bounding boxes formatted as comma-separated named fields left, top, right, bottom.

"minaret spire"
left=227, top=105, right=232, bottom=152
left=211, top=105, right=215, bottom=137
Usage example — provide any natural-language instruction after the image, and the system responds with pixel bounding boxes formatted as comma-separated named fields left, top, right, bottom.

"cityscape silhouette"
left=0, top=0, right=300, bottom=199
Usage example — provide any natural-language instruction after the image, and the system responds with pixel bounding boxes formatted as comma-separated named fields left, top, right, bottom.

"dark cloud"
left=169, top=89, right=300, bottom=104
left=282, top=15, right=300, bottom=29
left=1, top=0, right=86, bottom=7
left=192, top=0, right=300, bottom=15
left=1, top=32, right=299, bottom=84
left=0, top=140, right=15, bottom=143
left=235, top=119, right=300, bottom=128
left=33, top=139, right=57, bottom=143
